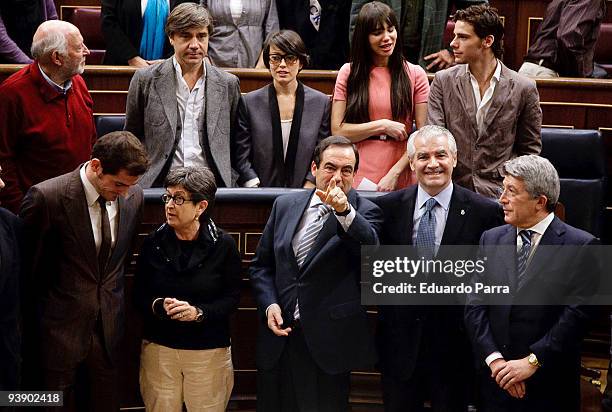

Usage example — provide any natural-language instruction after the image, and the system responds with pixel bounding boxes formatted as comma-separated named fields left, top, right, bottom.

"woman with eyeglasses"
left=331, top=1, right=430, bottom=191
left=134, top=166, right=240, bottom=412
left=234, top=30, right=330, bottom=188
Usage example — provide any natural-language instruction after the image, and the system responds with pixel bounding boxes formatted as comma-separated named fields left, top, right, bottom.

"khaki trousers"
left=140, top=341, right=234, bottom=412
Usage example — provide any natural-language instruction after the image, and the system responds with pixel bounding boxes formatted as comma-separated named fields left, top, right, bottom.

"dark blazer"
left=125, top=58, right=241, bottom=188
left=100, top=0, right=193, bottom=65
left=374, top=184, right=503, bottom=380
left=464, top=217, right=598, bottom=411
left=19, top=168, right=143, bottom=371
left=235, top=83, right=330, bottom=187
left=134, top=221, right=241, bottom=350
left=249, top=189, right=382, bottom=374
left=0, top=208, right=22, bottom=390
left=427, top=62, right=542, bottom=198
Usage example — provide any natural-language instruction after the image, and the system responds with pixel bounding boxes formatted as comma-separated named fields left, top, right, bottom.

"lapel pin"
left=460, top=209, right=465, bottom=215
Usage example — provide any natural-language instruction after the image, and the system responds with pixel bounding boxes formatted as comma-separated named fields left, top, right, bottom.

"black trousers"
left=257, top=327, right=350, bottom=412
left=381, top=322, right=469, bottom=412
left=43, top=325, right=119, bottom=412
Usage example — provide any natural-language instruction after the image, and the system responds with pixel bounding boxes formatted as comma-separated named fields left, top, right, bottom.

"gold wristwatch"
left=528, top=353, right=542, bottom=368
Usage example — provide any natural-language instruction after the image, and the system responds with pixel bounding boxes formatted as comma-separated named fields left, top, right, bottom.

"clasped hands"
left=315, top=179, right=349, bottom=214
left=489, top=356, right=538, bottom=399
left=163, top=297, right=198, bottom=322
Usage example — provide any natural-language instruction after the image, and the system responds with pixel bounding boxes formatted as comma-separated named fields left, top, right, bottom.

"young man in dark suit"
left=249, top=136, right=382, bottom=411
left=465, top=155, right=599, bottom=411
left=375, top=125, right=503, bottom=411
left=20, top=131, right=149, bottom=412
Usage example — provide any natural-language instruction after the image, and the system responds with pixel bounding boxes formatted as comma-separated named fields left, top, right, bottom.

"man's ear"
left=482, top=34, right=494, bottom=50
left=311, top=161, right=317, bottom=176
left=89, top=158, right=103, bottom=174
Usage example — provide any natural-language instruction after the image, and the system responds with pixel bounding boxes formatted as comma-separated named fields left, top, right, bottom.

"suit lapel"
left=284, top=191, right=312, bottom=266
left=440, top=186, right=469, bottom=245
left=61, top=170, right=98, bottom=278
left=401, top=187, right=417, bottom=245
left=517, top=217, right=565, bottom=292
left=104, top=191, right=137, bottom=277
left=481, top=65, right=513, bottom=139
left=455, top=69, right=478, bottom=136
left=204, top=62, right=224, bottom=156
left=153, top=59, right=178, bottom=141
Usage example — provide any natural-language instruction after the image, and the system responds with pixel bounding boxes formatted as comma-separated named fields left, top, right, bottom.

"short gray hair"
left=165, top=3, right=213, bottom=37
left=164, top=166, right=217, bottom=214
left=407, top=125, right=457, bottom=159
left=31, top=23, right=68, bottom=59
left=503, top=155, right=560, bottom=212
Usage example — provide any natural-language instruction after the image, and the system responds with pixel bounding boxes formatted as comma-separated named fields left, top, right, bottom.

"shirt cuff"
left=243, top=177, right=260, bottom=188
left=334, top=204, right=356, bottom=231
left=265, top=303, right=280, bottom=317
left=485, top=351, right=504, bottom=366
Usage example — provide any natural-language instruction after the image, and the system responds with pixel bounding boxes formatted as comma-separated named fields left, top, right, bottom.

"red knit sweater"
left=0, top=63, right=96, bottom=213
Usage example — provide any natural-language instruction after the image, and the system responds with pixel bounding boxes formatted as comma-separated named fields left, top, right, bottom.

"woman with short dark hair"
left=331, top=1, right=430, bottom=191
left=235, top=30, right=330, bottom=188
left=135, top=166, right=240, bottom=411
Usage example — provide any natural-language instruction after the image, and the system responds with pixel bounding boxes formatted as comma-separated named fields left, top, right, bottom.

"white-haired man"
left=374, top=125, right=503, bottom=411
left=0, top=20, right=96, bottom=213
left=465, top=155, right=599, bottom=411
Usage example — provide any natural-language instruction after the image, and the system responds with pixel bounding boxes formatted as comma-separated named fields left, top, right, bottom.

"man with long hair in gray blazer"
left=125, top=3, right=242, bottom=188
left=20, top=132, right=149, bottom=411
left=427, top=5, right=542, bottom=199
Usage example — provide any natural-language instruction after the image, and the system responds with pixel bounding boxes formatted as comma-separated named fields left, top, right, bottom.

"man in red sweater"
left=0, top=20, right=96, bottom=213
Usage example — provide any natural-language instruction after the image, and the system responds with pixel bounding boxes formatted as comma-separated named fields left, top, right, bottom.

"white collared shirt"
left=412, top=183, right=453, bottom=255
left=38, top=64, right=72, bottom=94
left=171, top=57, right=208, bottom=170
left=80, top=163, right=118, bottom=251
left=467, top=60, right=502, bottom=136
left=484, top=212, right=555, bottom=367
left=287, top=193, right=356, bottom=320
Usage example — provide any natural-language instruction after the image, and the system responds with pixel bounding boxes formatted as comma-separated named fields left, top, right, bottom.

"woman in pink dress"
left=331, top=1, right=430, bottom=191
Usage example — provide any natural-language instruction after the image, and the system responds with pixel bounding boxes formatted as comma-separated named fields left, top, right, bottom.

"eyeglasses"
left=269, top=54, right=299, bottom=65
left=161, top=193, right=199, bottom=205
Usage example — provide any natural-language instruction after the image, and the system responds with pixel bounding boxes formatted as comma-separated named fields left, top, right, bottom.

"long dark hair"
left=344, top=1, right=412, bottom=124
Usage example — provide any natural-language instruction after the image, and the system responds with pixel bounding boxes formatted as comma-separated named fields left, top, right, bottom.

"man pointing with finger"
left=250, top=135, right=382, bottom=411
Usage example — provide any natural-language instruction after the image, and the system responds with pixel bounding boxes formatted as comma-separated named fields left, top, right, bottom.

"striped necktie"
left=295, top=204, right=332, bottom=268
left=517, top=229, right=534, bottom=282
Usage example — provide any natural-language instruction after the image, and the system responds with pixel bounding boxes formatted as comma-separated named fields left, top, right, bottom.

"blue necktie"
left=295, top=204, right=332, bottom=268
left=517, top=230, right=534, bottom=283
left=415, top=198, right=437, bottom=260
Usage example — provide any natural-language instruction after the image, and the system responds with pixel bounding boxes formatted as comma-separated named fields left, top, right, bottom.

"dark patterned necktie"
left=517, top=229, right=534, bottom=282
left=97, top=196, right=111, bottom=275
left=415, top=198, right=437, bottom=260
left=295, top=204, right=332, bottom=268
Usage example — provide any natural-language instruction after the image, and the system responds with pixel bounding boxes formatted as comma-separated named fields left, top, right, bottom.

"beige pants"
left=140, top=341, right=234, bottom=412
left=518, top=61, right=560, bottom=78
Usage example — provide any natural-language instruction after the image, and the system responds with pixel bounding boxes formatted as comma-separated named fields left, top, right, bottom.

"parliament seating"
left=95, top=114, right=125, bottom=136
left=541, top=128, right=606, bottom=238
left=64, top=7, right=106, bottom=64
left=595, top=23, right=612, bottom=76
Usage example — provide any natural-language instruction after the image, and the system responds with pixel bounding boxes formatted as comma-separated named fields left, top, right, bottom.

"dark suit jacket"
left=125, top=58, right=241, bottom=188
left=20, top=168, right=144, bottom=371
left=235, top=83, right=330, bottom=187
left=427, top=62, right=542, bottom=198
left=101, top=0, right=193, bottom=65
left=0, top=208, right=22, bottom=390
left=464, top=217, right=598, bottom=411
left=249, top=189, right=382, bottom=374
left=374, top=184, right=503, bottom=380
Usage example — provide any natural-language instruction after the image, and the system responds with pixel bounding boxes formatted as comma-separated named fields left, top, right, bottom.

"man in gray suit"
left=20, top=131, right=149, bottom=411
left=125, top=3, right=241, bottom=188
left=427, top=5, right=542, bottom=198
